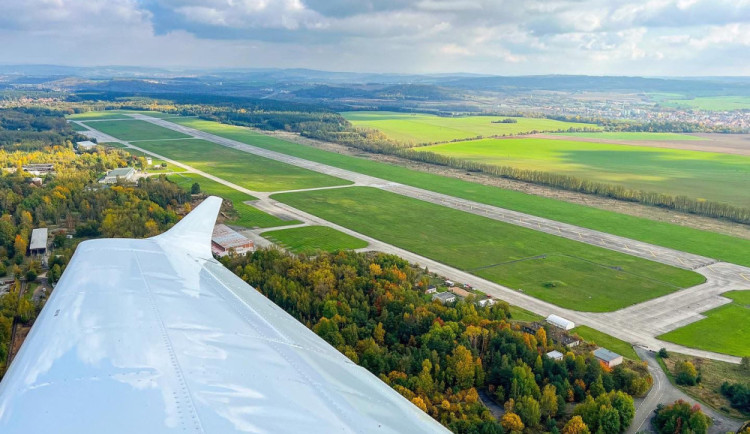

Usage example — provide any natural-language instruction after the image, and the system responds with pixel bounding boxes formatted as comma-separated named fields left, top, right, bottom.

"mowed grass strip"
left=262, top=225, right=368, bottom=254
left=658, top=291, right=750, bottom=357
left=132, top=138, right=350, bottom=192
left=273, top=187, right=704, bottom=312
left=168, top=173, right=299, bottom=228
left=571, top=325, right=639, bottom=360
left=82, top=119, right=192, bottom=141
left=342, top=111, right=601, bottom=144
left=415, top=137, right=750, bottom=207
left=67, top=110, right=180, bottom=121
left=167, top=117, right=750, bottom=268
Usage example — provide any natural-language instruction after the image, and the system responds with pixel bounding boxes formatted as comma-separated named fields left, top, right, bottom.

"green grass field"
left=554, top=132, right=701, bottom=141
left=262, top=225, right=368, bottom=254
left=80, top=119, right=191, bottom=141
left=168, top=173, right=299, bottom=228
left=132, top=138, right=349, bottom=192
left=69, top=122, right=89, bottom=132
left=658, top=291, right=750, bottom=357
left=660, top=96, right=750, bottom=111
left=166, top=117, right=750, bottom=268
left=342, top=111, right=601, bottom=144
left=571, top=325, right=639, bottom=360
left=274, top=187, right=704, bottom=312
left=415, top=137, right=750, bottom=207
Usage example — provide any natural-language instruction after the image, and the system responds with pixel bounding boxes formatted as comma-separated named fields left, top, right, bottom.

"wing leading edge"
left=0, top=196, right=450, bottom=433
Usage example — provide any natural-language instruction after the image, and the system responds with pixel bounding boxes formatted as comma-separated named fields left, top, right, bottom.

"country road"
left=78, top=116, right=747, bottom=363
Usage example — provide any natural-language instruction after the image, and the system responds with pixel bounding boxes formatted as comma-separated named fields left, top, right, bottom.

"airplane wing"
left=0, top=197, right=450, bottom=433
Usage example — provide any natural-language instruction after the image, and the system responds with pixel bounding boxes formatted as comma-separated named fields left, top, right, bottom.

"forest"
left=221, top=249, right=652, bottom=433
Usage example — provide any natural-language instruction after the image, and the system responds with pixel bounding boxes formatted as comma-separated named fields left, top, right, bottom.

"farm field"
left=261, top=226, right=368, bottom=254
left=415, top=137, right=750, bottom=207
left=554, top=131, right=701, bottom=141
left=341, top=111, right=601, bottom=143
left=168, top=173, right=298, bottom=228
left=658, top=291, right=750, bottom=357
left=132, top=138, right=349, bottom=192
left=273, top=187, right=704, bottom=312
left=660, top=96, right=750, bottom=111
left=166, top=117, right=750, bottom=267
left=571, top=325, right=639, bottom=360
left=79, top=119, right=191, bottom=141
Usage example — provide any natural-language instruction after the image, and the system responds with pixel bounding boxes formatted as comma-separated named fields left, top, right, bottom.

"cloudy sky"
left=0, top=0, right=749, bottom=75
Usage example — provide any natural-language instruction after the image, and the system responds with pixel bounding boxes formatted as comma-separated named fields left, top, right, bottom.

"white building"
left=76, top=140, right=97, bottom=151
left=211, top=224, right=254, bottom=257
left=432, top=292, right=456, bottom=304
left=99, top=167, right=136, bottom=184
left=546, top=350, right=564, bottom=361
left=546, top=314, right=575, bottom=331
left=29, top=228, right=48, bottom=255
left=594, top=348, right=623, bottom=367
left=477, top=298, right=496, bottom=307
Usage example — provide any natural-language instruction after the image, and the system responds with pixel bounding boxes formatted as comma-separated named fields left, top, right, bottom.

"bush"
left=652, top=400, right=711, bottom=434
left=190, top=182, right=201, bottom=194
left=720, top=382, right=750, bottom=412
left=658, top=348, right=669, bottom=358
left=25, top=269, right=37, bottom=282
left=674, top=361, right=698, bottom=386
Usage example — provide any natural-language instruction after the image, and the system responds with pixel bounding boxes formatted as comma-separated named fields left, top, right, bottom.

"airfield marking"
left=740, top=273, right=750, bottom=282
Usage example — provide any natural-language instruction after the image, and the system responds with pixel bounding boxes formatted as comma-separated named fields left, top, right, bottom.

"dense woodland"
left=221, top=249, right=652, bottom=433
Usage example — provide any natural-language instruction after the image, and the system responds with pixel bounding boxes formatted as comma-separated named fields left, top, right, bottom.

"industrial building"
left=546, top=314, right=575, bottom=330
left=211, top=224, right=254, bottom=257
left=99, top=167, right=136, bottom=184
left=29, top=228, right=48, bottom=255
left=593, top=348, right=623, bottom=368
left=432, top=292, right=456, bottom=304
left=76, top=140, right=97, bottom=151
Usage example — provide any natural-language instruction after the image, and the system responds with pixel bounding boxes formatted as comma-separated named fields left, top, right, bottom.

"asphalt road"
left=80, top=115, right=748, bottom=363
left=629, top=347, right=743, bottom=434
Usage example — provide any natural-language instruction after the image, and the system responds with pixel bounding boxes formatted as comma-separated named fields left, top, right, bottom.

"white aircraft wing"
left=0, top=196, right=450, bottom=433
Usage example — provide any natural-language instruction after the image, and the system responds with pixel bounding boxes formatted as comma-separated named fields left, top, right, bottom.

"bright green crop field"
left=168, top=173, right=299, bottom=228
left=262, top=225, right=368, bottom=254
left=415, top=137, right=750, bottom=207
left=165, top=117, right=750, bottom=268
left=342, top=111, right=601, bottom=144
left=132, top=138, right=349, bottom=192
left=660, top=96, right=750, bottom=111
left=554, top=132, right=701, bottom=141
left=658, top=291, right=750, bottom=357
left=274, top=187, right=704, bottom=312
left=80, top=119, right=191, bottom=141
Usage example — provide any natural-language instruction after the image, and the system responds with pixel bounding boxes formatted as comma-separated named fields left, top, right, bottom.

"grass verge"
left=570, top=325, right=639, bottom=360
left=261, top=225, right=368, bottom=254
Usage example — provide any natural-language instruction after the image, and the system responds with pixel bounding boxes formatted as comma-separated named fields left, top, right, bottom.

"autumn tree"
left=674, top=360, right=698, bottom=386
left=563, top=416, right=591, bottom=434
left=540, top=384, right=559, bottom=418
left=501, top=413, right=524, bottom=433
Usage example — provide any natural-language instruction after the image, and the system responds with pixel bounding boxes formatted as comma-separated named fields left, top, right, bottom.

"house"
left=557, top=335, right=581, bottom=348
left=211, top=224, right=254, bottom=257
left=432, top=292, right=456, bottom=304
left=425, top=286, right=437, bottom=294
left=76, top=140, right=97, bottom=151
left=477, top=298, right=496, bottom=307
left=594, top=348, right=623, bottom=368
left=99, top=167, right=136, bottom=184
left=22, top=163, right=55, bottom=176
left=29, top=228, right=48, bottom=255
left=546, top=314, right=575, bottom=330
left=546, top=350, right=564, bottom=361
left=449, top=286, right=472, bottom=298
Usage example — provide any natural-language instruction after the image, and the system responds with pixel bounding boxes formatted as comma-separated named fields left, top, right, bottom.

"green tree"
left=515, top=395, right=541, bottom=428
left=674, top=361, right=698, bottom=386
left=598, top=405, right=621, bottom=434
left=540, top=384, right=559, bottom=418
left=190, top=182, right=201, bottom=194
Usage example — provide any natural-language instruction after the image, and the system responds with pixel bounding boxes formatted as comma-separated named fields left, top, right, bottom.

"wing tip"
left=154, top=195, right=223, bottom=258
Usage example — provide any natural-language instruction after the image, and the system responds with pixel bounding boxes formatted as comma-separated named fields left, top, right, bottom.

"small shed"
left=29, top=228, right=48, bottom=255
left=432, top=292, right=456, bottom=304
left=425, top=286, right=437, bottom=294
left=546, top=350, right=564, bottom=361
left=546, top=314, right=575, bottom=331
left=445, top=280, right=455, bottom=286
left=594, top=348, right=623, bottom=367
left=477, top=298, right=496, bottom=308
